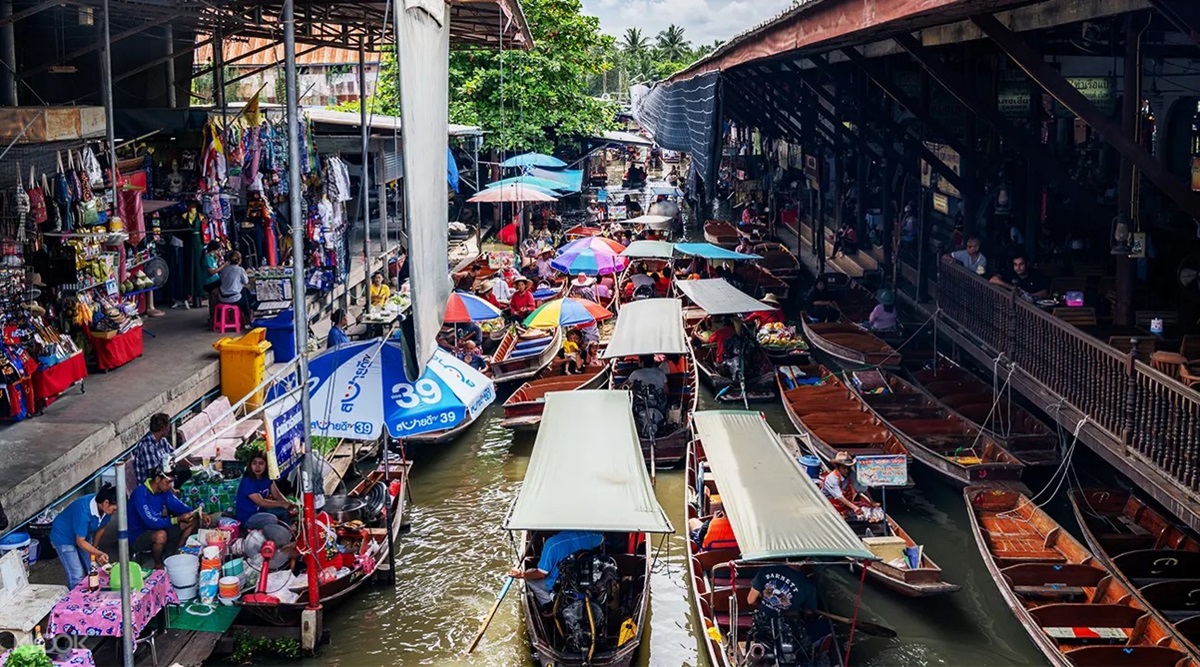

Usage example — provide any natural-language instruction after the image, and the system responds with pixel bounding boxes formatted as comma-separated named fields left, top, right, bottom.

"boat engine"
left=744, top=616, right=810, bottom=667
left=555, top=550, right=619, bottom=655
left=630, top=380, right=666, bottom=437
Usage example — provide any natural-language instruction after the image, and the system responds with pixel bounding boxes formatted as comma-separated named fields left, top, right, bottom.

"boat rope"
left=960, top=357, right=1016, bottom=454
left=858, top=307, right=942, bottom=371
left=997, top=413, right=1088, bottom=520
left=842, top=560, right=870, bottom=666
left=648, top=532, right=670, bottom=575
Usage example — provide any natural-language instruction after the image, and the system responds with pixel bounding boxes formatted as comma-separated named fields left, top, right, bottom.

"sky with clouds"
left=580, top=0, right=796, bottom=47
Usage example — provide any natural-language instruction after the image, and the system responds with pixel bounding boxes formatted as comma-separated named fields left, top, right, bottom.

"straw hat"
left=832, top=451, right=857, bottom=467
left=760, top=293, right=780, bottom=307
left=475, top=279, right=494, bottom=294
left=572, top=273, right=595, bottom=287
left=512, top=275, right=532, bottom=286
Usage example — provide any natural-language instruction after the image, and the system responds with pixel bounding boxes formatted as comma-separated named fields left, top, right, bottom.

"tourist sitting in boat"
left=741, top=205, right=757, bottom=225
left=534, top=249, right=556, bottom=283
left=458, top=340, right=489, bottom=373
left=694, top=317, right=740, bottom=362
left=484, top=278, right=512, bottom=310
left=658, top=353, right=687, bottom=375
left=236, top=451, right=295, bottom=527
left=803, top=276, right=839, bottom=323
left=128, top=466, right=201, bottom=569
left=863, top=290, right=899, bottom=333
left=508, top=530, right=604, bottom=607
left=50, top=483, right=117, bottom=589
left=989, top=253, right=1049, bottom=299
left=746, top=293, right=785, bottom=329
left=624, top=194, right=644, bottom=217
left=555, top=330, right=585, bottom=375
left=687, top=510, right=739, bottom=551
left=655, top=269, right=673, bottom=296
left=508, top=277, right=537, bottom=320
left=820, top=452, right=882, bottom=521
left=747, top=563, right=820, bottom=654
left=569, top=274, right=597, bottom=302
left=627, top=267, right=657, bottom=300
left=623, top=165, right=647, bottom=189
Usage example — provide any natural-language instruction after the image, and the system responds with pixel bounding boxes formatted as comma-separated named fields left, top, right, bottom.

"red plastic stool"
left=213, top=303, right=242, bottom=333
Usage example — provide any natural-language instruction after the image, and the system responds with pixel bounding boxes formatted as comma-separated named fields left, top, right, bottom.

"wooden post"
left=1115, top=14, right=1144, bottom=327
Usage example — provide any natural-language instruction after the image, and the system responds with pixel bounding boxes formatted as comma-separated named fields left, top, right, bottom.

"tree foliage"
left=350, top=0, right=617, bottom=153
left=588, top=23, right=719, bottom=98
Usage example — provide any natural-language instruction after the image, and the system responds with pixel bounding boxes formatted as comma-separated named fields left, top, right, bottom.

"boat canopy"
left=676, top=279, right=774, bottom=315
left=506, top=390, right=674, bottom=533
left=693, top=411, right=876, bottom=561
left=485, top=175, right=576, bottom=194
left=601, top=298, right=690, bottom=359
left=620, top=240, right=675, bottom=258
left=674, top=242, right=760, bottom=260
left=647, top=183, right=683, bottom=197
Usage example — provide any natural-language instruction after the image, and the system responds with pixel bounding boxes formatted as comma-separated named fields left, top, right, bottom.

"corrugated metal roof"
left=195, top=38, right=380, bottom=67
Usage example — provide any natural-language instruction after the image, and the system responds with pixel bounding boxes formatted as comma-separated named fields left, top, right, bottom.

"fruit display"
left=119, top=270, right=154, bottom=294
left=386, top=292, right=411, bottom=312
left=756, top=321, right=808, bottom=351
left=479, top=317, right=505, bottom=334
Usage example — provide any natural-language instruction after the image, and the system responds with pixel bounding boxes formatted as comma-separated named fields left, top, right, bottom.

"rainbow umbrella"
left=558, top=235, right=626, bottom=255
left=523, top=297, right=613, bottom=328
left=550, top=247, right=627, bottom=276
left=443, top=291, right=503, bottom=323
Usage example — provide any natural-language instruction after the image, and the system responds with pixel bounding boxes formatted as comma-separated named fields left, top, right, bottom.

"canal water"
left=311, top=389, right=1051, bottom=666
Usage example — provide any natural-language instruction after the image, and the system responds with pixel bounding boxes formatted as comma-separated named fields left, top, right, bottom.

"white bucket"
left=201, top=545, right=220, bottom=561
left=174, top=584, right=198, bottom=601
left=164, top=554, right=200, bottom=588
left=0, top=534, right=32, bottom=569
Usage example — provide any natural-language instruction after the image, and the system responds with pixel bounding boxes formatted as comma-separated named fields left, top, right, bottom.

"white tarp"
left=602, top=298, right=689, bottom=358
left=676, top=278, right=774, bottom=315
left=693, top=411, right=875, bottom=561
left=506, top=390, right=673, bottom=533
left=398, top=0, right=452, bottom=373
left=620, top=240, right=675, bottom=258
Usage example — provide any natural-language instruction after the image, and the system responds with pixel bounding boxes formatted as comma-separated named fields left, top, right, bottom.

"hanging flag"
left=245, top=90, right=262, bottom=127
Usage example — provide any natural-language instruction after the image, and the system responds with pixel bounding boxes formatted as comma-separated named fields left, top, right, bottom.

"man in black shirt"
left=990, top=254, right=1049, bottom=299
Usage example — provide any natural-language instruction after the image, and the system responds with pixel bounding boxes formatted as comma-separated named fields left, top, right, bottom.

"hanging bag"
left=114, top=167, right=145, bottom=242
left=42, top=173, right=60, bottom=231
left=26, top=165, right=46, bottom=225
left=14, top=164, right=29, bottom=243
left=52, top=151, right=74, bottom=231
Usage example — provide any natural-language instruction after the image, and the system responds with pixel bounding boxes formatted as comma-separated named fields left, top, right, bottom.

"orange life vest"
left=702, top=516, right=739, bottom=551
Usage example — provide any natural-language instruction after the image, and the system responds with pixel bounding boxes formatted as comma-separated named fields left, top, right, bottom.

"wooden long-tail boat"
left=704, top=220, right=740, bottom=248
left=500, top=365, right=610, bottom=431
left=677, top=279, right=779, bottom=404
left=778, top=433, right=958, bottom=597
left=775, top=365, right=909, bottom=467
left=750, top=242, right=801, bottom=280
left=689, top=322, right=777, bottom=404
left=909, top=361, right=1059, bottom=467
left=733, top=263, right=790, bottom=300
left=1069, top=488, right=1200, bottom=657
left=489, top=326, right=563, bottom=383
left=965, top=487, right=1194, bottom=667
left=800, top=318, right=900, bottom=369
left=604, top=298, right=697, bottom=468
left=240, top=462, right=411, bottom=627
left=506, top=391, right=672, bottom=667
left=852, top=370, right=1025, bottom=488
left=688, top=411, right=879, bottom=667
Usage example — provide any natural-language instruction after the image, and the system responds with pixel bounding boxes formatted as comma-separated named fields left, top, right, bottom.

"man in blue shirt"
left=128, top=468, right=199, bottom=568
left=50, top=485, right=118, bottom=588
left=509, top=530, right=603, bottom=606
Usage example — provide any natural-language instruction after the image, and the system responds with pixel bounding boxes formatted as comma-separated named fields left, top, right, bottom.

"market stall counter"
left=32, top=352, right=87, bottom=411
left=85, top=325, right=143, bottom=372
left=47, top=569, right=177, bottom=638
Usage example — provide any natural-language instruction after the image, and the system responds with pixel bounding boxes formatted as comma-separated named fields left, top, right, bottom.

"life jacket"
left=702, top=516, right=739, bottom=551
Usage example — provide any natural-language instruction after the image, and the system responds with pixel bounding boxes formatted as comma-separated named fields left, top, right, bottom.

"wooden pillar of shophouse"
left=1115, top=13, right=1142, bottom=326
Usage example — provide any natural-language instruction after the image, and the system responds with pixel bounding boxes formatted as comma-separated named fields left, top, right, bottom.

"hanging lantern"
left=77, top=6, right=93, bottom=26
left=1110, top=212, right=1132, bottom=255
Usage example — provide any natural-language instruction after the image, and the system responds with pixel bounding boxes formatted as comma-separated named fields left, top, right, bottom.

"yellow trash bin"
left=212, top=328, right=272, bottom=410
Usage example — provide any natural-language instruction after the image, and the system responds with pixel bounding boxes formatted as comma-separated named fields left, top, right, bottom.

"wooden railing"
left=937, top=258, right=1200, bottom=495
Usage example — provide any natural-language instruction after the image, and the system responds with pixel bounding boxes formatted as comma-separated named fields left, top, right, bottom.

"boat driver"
left=624, top=355, right=669, bottom=399
left=509, top=530, right=604, bottom=607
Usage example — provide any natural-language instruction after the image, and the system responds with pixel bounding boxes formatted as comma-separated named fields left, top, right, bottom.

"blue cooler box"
left=251, top=309, right=297, bottom=362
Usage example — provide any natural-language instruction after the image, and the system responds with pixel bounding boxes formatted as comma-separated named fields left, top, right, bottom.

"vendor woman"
left=50, top=484, right=118, bottom=588
left=369, top=272, right=391, bottom=309
left=236, top=452, right=295, bottom=526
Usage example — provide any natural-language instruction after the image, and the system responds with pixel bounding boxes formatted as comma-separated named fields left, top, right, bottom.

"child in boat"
left=820, top=452, right=883, bottom=522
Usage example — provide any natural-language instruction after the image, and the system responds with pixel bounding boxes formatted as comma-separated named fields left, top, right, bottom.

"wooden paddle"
left=466, top=576, right=515, bottom=654
left=811, top=609, right=897, bottom=639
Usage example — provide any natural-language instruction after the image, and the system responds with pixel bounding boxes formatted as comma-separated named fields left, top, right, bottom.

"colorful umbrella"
left=551, top=247, right=628, bottom=276
left=523, top=297, right=613, bottom=328
left=500, top=152, right=567, bottom=169
left=443, top=291, right=503, bottom=323
left=558, top=235, right=626, bottom=255
left=468, top=183, right=559, bottom=203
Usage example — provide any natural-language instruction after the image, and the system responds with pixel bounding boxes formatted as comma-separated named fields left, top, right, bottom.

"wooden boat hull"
left=518, top=530, right=649, bottom=666
left=909, top=364, right=1059, bottom=467
left=696, top=361, right=777, bottom=404
left=239, top=464, right=410, bottom=627
left=405, top=409, right=484, bottom=445
left=751, top=242, right=801, bottom=280
left=964, top=487, right=1192, bottom=667
left=703, top=220, right=740, bottom=248
left=779, top=435, right=957, bottom=597
left=853, top=371, right=1024, bottom=489
left=500, top=367, right=609, bottom=431
left=733, top=263, right=790, bottom=300
left=491, top=327, right=563, bottom=383
left=800, top=319, right=900, bottom=369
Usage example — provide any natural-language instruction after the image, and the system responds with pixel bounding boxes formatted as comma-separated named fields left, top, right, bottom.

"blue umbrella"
left=308, top=341, right=496, bottom=441
left=485, top=175, right=576, bottom=194
left=500, top=152, right=568, bottom=169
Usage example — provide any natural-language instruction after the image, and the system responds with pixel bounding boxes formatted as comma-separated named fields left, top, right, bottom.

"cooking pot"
left=321, top=495, right=368, bottom=523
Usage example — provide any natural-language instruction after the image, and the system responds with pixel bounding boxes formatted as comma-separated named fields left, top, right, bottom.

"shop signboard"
left=932, top=192, right=950, bottom=215
left=609, top=204, right=627, bottom=221
left=921, top=142, right=961, bottom=199
left=999, top=78, right=1114, bottom=119
left=263, top=394, right=304, bottom=477
left=854, top=454, right=909, bottom=488
left=1191, top=157, right=1200, bottom=192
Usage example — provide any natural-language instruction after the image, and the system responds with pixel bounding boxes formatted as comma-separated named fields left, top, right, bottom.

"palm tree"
left=655, top=24, right=691, bottom=62
left=621, top=28, right=649, bottom=56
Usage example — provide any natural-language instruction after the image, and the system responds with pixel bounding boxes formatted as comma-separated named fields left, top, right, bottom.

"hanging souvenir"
left=75, top=151, right=93, bottom=202
left=41, top=173, right=60, bottom=232
left=15, top=164, right=29, bottom=243
left=116, top=176, right=145, bottom=242
left=52, top=152, right=75, bottom=232
left=80, top=145, right=103, bottom=187
left=26, top=166, right=46, bottom=226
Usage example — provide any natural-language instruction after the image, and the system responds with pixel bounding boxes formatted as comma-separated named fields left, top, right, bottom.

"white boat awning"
left=620, top=240, right=675, bottom=259
left=506, top=391, right=673, bottom=533
left=676, top=279, right=774, bottom=315
left=602, top=298, right=690, bottom=359
left=693, top=411, right=876, bottom=561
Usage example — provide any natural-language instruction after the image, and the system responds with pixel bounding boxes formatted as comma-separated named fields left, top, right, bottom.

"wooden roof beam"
left=1149, top=0, right=1200, bottom=47
left=972, top=13, right=1200, bottom=221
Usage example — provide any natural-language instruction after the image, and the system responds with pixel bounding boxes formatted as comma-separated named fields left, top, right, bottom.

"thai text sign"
left=855, top=454, right=909, bottom=488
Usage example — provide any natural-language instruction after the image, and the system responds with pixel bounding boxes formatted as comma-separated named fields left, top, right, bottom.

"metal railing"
left=937, top=258, right=1200, bottom=495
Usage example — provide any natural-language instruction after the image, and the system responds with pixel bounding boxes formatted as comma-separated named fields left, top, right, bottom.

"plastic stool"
left=213, top=303, right=242, bottom=333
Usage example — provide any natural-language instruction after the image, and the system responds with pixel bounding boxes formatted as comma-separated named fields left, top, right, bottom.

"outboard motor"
left=555, top=550, right=619, bottom=656
left=632, top=283, right=656, bottom=300
left=630, top=380, right=666, bottom=437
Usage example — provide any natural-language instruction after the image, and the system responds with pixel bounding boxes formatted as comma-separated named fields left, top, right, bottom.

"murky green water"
left=308, top=388, right=1049, bottom=666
